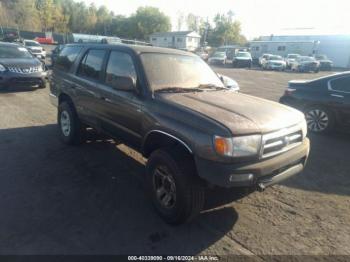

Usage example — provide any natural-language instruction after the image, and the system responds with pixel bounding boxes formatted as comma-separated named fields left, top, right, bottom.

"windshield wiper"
left=197, top=84, right=227, bottom=90
left=154, top=87, right=203, bottom=93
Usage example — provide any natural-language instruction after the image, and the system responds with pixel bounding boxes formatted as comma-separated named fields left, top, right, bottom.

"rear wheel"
left=146, top=148, right=205, bottom=225
left=304, top=106, right=334, bottom=133
left=58, top=101, right=86, bottom=145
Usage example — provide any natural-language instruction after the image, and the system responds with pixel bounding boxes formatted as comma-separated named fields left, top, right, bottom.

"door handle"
left=331, top=94, right=344, bottom=98
left=100, top=96, right=112, bottom=103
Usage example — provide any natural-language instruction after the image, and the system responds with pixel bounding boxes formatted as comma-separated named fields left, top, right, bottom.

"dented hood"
left=158, top=91, right=304, bottom=135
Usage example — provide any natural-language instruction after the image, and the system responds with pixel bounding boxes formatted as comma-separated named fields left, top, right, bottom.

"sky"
left=82, top=0, right=350, bottom=39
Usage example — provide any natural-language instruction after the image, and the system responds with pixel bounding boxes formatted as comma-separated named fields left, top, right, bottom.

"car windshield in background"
left=299, top=56, right=315, bottom=62
left=141, top=53, right=225, bottom=91
left=236, top=52, right=250, bottom=58
left=269, top=56, right=283, bottom=60
left=288, top=55, right=299, bottom=59
left=25, top=41, right=40, bottom=47
left=316, top=55, right=327, bottom=60
left=0, top=46, right=33, bottom=59
left=213, top=52, right=225, bottom=57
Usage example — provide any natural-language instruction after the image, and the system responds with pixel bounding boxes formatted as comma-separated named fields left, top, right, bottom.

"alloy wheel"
left=60, top=110, right=71, bottom=136
left=153, top=165, right=177, bottom=209
left=305, top=109, right=329, bottom=132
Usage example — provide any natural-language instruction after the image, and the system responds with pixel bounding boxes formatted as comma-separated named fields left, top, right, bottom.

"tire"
left=58, top=101, right=86, bottom=145
left=304, top=106, right=335, bottom=134
left=146, top=148, right=205, bottom=225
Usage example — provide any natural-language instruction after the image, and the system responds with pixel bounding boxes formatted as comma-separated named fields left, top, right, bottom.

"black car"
left=0, top=42, right=47, bottom=90
left=232, top=51, right=252, bottom=68
left=280, top=72, right=350, bottom=133
left=50, top=43, right=309, bottom=224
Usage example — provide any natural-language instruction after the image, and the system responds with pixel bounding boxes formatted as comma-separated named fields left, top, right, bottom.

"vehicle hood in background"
left=0, top=58, right=41, bottom=67
left=158, top=91, right=304, bottom=135
left=235, top=57, right=251, bottom=61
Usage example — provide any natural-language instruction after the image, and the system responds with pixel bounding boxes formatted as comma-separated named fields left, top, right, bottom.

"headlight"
left=214, top=135, right=262, bottom=157
left=301, top=119, right=307, bottom=139
left=0, top=64, right=6, bottom=72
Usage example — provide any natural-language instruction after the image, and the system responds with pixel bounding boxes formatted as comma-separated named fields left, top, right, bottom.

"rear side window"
left=105, top=51, right=137, bottom=88
left=330, top=76, right=350, bottom=92
left=77, top=49, right=106, bottom=81
left=55, top=46, right=82, bottom=72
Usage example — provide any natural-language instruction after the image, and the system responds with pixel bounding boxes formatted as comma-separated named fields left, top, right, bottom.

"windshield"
left=0, top=45, right=33, bottom=58
left=141, top=53, right=225, bottom=91
left=212, top=52, right=225, bottom=58
left=315, top=55, right=327, bottom=60
left=299, top=56, right=315, bottom=62
left=287, top=54, right=299, bottom=59
left=236, top=52, right=251, bottom=58
left=25, top=41, right=40, bottom=47
left=269, top=55, right=283, bottom=60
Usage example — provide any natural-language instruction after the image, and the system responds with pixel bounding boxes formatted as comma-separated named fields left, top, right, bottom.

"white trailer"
left=250, top=40, right=319, bottom=61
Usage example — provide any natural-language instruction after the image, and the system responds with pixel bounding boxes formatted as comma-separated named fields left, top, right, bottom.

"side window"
left=55, top=46, right=82, bottom=72
left=77, top=49, right=106, bottom=81
left=330, top=76, right=350, bottom=93
left=105, top=51, right=137, bottom=89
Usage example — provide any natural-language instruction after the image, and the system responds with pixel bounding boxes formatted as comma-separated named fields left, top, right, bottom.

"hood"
left=0, top=58, right=41, bottom=67
left=26, top=46, right=42, bottom=51
left=157, top=91, right=304, bottom=135
left=235, top=57, right=251, bottom=61
left=268, top=60, right=286, bottom=64
left=288, top=79, right=310, bottom=88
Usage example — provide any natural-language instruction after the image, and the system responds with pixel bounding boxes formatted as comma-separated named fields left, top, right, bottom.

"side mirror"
left=111, top=76, right=136, bottom=91
left=217, top=74, right=240, bottom=91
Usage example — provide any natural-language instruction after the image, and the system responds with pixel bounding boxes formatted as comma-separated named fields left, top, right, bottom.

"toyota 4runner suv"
left=50, top=44, right=310, bottom=224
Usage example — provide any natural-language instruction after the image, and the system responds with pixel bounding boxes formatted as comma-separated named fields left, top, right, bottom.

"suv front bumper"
left=195, top=138, right=309, bottom=188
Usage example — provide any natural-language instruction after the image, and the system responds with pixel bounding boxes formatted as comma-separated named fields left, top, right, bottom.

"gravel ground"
left=0, top=58, right=349, bottom=256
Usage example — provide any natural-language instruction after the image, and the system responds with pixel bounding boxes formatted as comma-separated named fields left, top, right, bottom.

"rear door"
left=72, top=48, right=108, bottom=127
left=328, top=75, right=350, bottom=126
left=96, top=50, right=143, bottom=148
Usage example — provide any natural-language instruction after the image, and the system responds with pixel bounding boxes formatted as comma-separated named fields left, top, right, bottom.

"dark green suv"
left=50, top=43, right=310, bottom=224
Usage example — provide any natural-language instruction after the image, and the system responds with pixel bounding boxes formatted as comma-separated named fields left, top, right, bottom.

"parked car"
left=0, top=42, right=47, bottom=90
left=51, top=44, right=65, bottom=66
left=290, top=56, right=320, bottom=73
left=258, top=53, right=272, bottom=67
left=285, top=54, right=300, bottom=69
left=208, top=52, right=227, bottom=65
left=280, top=72, right=350, bottom=133
left=195, top=50, right=209, bottom=61
left=314, top=54, right=333, bottom=71
left=50, top=44, right=310, bottom=224
left=262, top=55, right=287, bottom=71
left=217, top=74, right=240, bottom=91
left=23, top=40, right=46, bottom=59
left=232, top=51, right=252, bottom=68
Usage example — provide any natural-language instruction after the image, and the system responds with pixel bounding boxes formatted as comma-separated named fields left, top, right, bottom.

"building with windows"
left=250, top=34, right=350, bottom=68
left=149, top=31, right=201, bottom=51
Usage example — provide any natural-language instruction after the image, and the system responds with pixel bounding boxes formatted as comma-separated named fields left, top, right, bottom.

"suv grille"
left=261, top=125, right=303, bottom=159
left=8, top=66, right=41, bottom=74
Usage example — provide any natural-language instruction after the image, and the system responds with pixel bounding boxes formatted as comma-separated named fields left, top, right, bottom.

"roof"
left=64, top=43, right=196, bottom=57
left=150, top=31, right=200, bottom=38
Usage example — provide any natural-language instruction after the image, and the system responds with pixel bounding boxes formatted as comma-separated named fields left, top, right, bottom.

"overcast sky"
left=82, top=0, right=350, bottom=39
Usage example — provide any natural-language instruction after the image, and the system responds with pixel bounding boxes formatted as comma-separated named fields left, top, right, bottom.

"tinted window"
left=105, top=51, right=137, bottom=89
left=55, top=46, right=82, bottom=72
left=78, top=49, right=106, bottom=81
left=0, top=45, right=32, bottom=58
left=331, top=76, right=350, bottom=92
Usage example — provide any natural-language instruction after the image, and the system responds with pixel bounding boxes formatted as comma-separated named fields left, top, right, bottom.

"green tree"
left=129, top=7, right=171, bottom=40
left=35, top=0, right=54, bottom=31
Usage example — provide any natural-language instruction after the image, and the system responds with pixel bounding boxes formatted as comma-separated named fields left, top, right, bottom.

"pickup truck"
left=50, top=44, right=310, bottom=224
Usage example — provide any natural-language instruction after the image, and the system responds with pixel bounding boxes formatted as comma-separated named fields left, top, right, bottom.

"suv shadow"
left=0, top=124, right=239, bottom=254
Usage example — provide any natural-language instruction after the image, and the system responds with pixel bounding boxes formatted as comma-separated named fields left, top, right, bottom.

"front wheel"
left=146, top=149, right=205, bottom=225
left=58, top=101, right=86, bottom=145
left=304, top=106, right=335, bottom=134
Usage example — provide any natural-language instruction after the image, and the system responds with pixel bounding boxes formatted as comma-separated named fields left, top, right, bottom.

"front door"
left=97, top=50, right=143, bottom=148
left=328, top=76, right=350, bottom=126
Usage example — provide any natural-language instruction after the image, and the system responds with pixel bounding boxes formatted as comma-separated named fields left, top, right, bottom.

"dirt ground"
left=0, top=57, right=349, bottom=256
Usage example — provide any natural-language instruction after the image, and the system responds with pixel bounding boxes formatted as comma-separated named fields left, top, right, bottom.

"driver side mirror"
left=111, top=76, right=136, bottom=91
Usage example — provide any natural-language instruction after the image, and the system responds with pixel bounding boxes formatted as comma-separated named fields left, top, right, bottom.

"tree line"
left=0, top=0, right=247, bottom=46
